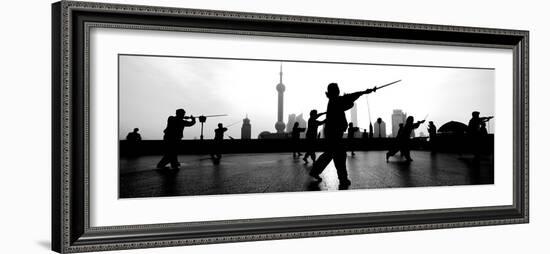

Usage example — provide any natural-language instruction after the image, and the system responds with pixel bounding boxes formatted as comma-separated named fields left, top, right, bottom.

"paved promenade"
left=119, top=151, right=493, bottom=198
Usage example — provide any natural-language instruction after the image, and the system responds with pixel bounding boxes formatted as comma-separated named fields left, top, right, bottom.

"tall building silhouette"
left=373, top=118, right=387, bottom=138
left=286, top=113, right=307, bottom=138
left=391, top=109, right=407, bottom=137
left=275, top=64, right=286, bottom=133
left=241, top=115, right=251, bottom=139
left=258, top=64, right=290, bottom=139
left=350, top=102, right=358, bottom=127
left=391, top=109, right=416, bottom=137
left=286, top=113, right=296, bottom=133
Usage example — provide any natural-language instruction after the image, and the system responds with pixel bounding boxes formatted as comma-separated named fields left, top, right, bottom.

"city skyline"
left=119, top=55, right=495, bottom=140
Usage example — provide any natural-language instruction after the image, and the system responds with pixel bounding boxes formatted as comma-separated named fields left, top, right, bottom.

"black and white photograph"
left=119, top=55, right=495, bottom=198
left=2, top=0, right=541, bottom=253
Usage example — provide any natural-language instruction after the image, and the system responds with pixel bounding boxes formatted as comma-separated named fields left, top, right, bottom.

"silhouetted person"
left=427, top=121, right=437, bottom=151
left=214, top=123, right=228, bottom=140
left=467, top=111, right=493, bottom=162
left=309, top=83, right=376, bottom=187
left=292, top=122, right=306, bottom=158
left=427, top=121, right=437, bottom=139
left=396, top=123, right=404, bottom=139
left=468, top=111, right=493, bottom=135
left=395, top=123, right=404, bottom=158
left=347, top=122, right=359, bottom=156
left=125, top=128, right=142, bottom=156
left=303, top=110, right=326, bottom=164
left=211, top=123, right=228, bottom=163
left=126, top=128, right=142, bottom=142
left=157, top=109, right=196, bottom=170
left=362, top=129, right=368, bottom=139
left=386, top=116, right=425, bottom=162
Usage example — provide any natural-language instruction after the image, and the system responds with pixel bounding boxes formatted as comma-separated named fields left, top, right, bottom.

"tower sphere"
left=276, top=82, right=285, bottom=92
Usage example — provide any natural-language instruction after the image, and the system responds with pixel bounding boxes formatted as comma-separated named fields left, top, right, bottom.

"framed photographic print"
left=52, top=1, right=529, bottom=253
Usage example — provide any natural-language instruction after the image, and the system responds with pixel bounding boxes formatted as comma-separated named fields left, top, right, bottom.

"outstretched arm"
left=342, top=88, right=377, bottom=109
left=183, top=117, right=196, bottom=126
left=413, top=120, right=425, bottom=129
left=480, top=116, right=494, bottom=122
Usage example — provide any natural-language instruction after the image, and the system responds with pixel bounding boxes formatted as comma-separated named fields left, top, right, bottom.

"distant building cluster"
left=391, top=109, right=415, bottom=138
left=286, top=113, right=307, bottom=138
left=250, top=65, right=426, bottom=140
left=391, top=109, right=406, bottom=137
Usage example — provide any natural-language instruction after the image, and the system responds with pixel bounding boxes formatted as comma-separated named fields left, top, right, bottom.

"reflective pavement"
left=119, top=151, right=493, bottom=198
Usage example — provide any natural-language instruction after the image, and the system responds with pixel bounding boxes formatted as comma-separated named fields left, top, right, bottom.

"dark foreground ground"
left=119, top=151, right=493, bottom=198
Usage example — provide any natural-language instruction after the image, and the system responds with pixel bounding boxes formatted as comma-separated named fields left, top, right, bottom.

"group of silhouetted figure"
left=126, top=82, right=493, bottom=188
left=149, top=109, right=232, bottom=169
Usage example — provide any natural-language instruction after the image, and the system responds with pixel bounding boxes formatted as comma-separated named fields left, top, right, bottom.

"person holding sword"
left=157, top=108, right=196, bottom=170
left=467, top=111, right=494, bottom=162
left=210, top=123, right=228, bottom=164
left=386, top=116, right=425, bottom=162
left=309, top=81, right=399, bottom=187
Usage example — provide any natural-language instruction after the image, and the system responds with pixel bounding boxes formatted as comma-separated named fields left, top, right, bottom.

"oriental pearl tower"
left=275, top=64, right=286, bottom=133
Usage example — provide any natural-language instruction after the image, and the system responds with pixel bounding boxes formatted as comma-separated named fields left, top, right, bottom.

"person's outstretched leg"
left=169, top=152, right=180, bottom=170
left=401, top=141, right=413, bottom=162
left=165, top=141, right=179, bottom=170
left=303, top=151, right=311, bottom=163
left=403, top=149, right=413, bottom=161
left=386, top=147, right=399, bottom=162
left=334, top=150, right=350, bottom=186
left=309, top=152, right=332, bottom=181
left=157, top=155, right=169, bottom=169
left=157, top=140, right=172, bottom=169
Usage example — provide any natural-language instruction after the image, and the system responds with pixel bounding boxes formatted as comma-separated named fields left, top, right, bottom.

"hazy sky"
left=119, top=55, right=495, bottom=140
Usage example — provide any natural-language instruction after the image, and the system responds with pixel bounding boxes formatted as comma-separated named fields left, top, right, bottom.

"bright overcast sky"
left=119, top=55, right=494, bottom=140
